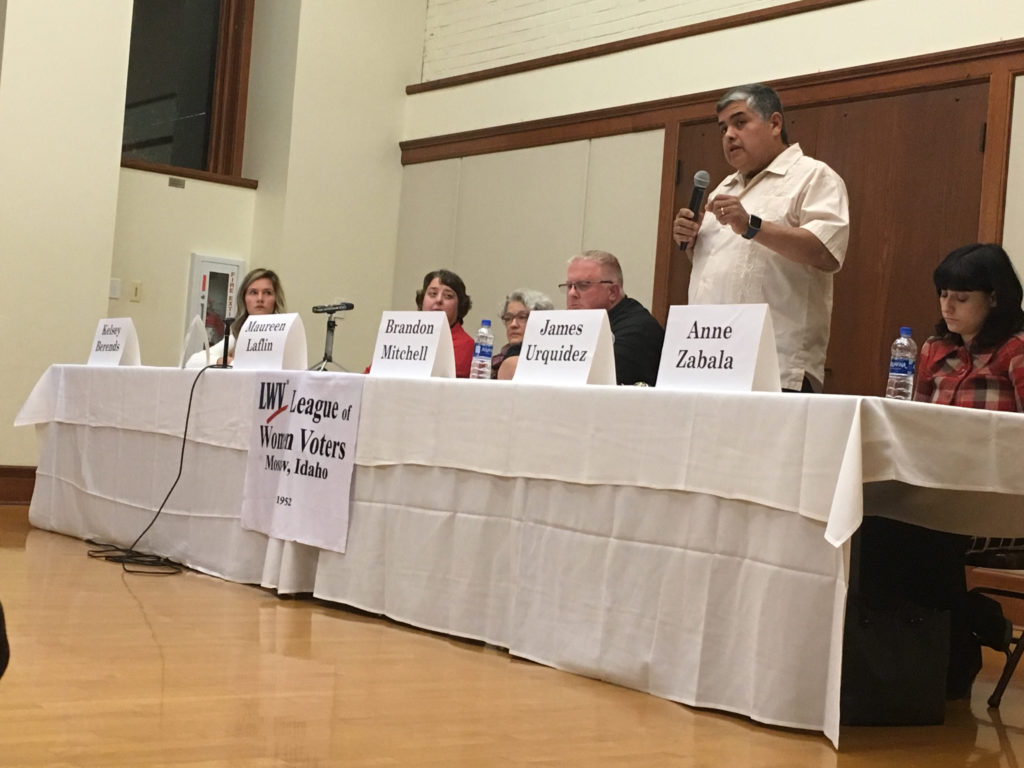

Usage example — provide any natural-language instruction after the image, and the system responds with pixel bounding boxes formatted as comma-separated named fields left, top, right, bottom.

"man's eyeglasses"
left=558, top=280, right=614, bottom=293
left=501, top=312, right=530, bottom=324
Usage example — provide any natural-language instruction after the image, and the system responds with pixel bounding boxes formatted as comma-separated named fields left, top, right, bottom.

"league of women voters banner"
left=241, top=371, right=364, bottom=553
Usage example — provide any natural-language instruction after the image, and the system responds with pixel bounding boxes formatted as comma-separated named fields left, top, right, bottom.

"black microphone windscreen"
left=679, top=170, right=711, bottom=251
left=312, top=303, right=355, bottom=314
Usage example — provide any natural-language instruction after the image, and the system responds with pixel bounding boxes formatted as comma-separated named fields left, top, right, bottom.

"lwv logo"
left=258, top=381, right=288, bottom=411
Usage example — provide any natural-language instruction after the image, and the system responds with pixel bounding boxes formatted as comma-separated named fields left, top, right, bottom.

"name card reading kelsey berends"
left=369, top=311, right=455, bottom=378
left=87, top=317, right=141, bottom=366
left=233, top=313, right=307, bottom=371
left=656, top=303, right=780, bottom=392
left=513, top=309, right=616, bottom=386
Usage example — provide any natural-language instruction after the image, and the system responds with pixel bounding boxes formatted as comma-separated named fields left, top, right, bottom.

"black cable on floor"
left=87, top=364, right=215, bottom=574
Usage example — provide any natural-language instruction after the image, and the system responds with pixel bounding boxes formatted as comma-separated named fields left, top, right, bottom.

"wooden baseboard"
left=0, top=466, right=35, bottom=505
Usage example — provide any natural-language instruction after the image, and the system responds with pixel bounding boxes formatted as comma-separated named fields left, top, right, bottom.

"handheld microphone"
left=312, top=303, right=354, bottom=314
left=679, top=170, right=711, bottom=250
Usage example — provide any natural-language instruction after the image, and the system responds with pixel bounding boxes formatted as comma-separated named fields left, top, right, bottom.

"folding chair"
left=966, top=537, right=1024, bottom=708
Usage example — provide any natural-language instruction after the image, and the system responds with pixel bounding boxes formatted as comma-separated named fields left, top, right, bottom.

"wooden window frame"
left=120, top=0, right=257, bottom=187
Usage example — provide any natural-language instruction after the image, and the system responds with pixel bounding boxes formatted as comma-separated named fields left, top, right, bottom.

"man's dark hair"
left=716, top=83, right=789, bottom=145
left=933, top=242, right=1024, bottom=348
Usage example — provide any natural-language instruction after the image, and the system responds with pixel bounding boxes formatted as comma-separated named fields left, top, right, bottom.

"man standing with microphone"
left=673, top=83, right=850, bottom=392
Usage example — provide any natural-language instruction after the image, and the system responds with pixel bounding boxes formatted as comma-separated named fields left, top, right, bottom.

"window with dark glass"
left=121, top=0, right=254, bottom=180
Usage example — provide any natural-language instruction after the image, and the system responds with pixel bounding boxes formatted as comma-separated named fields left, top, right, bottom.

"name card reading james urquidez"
left=232, top=312, right=307, bottom=371
left=656, top=303, right=780, bottom=392
left=369, top=311, right=455, bottom=378
left=87, top=317, right=141, bottom=366
left=512, top=309, right=616, bottom=385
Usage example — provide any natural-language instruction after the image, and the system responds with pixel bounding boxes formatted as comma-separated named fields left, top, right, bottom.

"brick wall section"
left=422, top=0, right=785, bottom=81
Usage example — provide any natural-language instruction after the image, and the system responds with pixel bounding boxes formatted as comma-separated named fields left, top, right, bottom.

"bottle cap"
left=899, top=326, right=912, bottom=336
left=482, top=319, right=491, bottom=327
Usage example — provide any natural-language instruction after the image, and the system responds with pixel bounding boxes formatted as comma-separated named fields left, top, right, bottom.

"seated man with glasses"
left=562, top=250, right=665, bottom=386
left=493, top=289, right=554, bottom=380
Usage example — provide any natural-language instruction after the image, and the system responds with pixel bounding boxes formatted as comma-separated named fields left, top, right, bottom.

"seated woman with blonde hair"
left=186, top=268, right=286, bottom=367
left=492, top=289, right=554, bottom=380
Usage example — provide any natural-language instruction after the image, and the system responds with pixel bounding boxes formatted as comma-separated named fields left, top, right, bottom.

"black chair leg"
left=989, top=634, right=1024, bottom=708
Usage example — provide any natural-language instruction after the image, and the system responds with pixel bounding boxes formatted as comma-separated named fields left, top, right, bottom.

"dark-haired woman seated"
left=415, top=269, right=474, bottom=378
left=915, top=243, right=1024, bottom=409
left=863, top=244, right=1024, bottom=702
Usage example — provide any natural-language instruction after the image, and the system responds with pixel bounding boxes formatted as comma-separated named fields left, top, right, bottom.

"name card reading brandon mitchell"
left=95, top=323, right=122, bottom=352
left=379, top=317, right=438, bottom=361
left=675, top=321, right=735, bottom=370
left=523, top=317, right=589, bottom=365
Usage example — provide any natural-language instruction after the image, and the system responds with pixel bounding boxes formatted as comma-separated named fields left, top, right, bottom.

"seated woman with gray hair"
left=492, top=288, right=554, bottom=379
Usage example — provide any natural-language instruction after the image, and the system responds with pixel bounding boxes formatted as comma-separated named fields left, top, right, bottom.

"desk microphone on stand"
left=213, top=317, right=235, bottom=368
left=310, top=303, right=354, bottom=372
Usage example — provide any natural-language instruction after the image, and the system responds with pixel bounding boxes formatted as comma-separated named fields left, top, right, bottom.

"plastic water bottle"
left=469, top=319, right=494, bottom=379
left=884, top=326, right=917, bottom=400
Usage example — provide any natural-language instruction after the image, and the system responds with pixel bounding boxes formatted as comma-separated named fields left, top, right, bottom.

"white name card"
left=233, top=313, right=307, bottom=370
left=369, top=311, right=454, bottom=378
left=656, top=303, right=780, bottom=392
left=179, top=314, right=209, bottom=368
left=513, top=309, right=616, bottom=386
left=87, top=318, right=141, bottom=366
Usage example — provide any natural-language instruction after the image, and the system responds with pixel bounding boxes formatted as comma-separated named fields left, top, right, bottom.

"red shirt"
left=913, top=332, right=1024, bottom=412
left=451, top=322, right=474, bottom=378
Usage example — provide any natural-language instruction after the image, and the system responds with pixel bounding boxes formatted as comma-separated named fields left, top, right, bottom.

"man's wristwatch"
left=742, top=214, right=762, bottom=240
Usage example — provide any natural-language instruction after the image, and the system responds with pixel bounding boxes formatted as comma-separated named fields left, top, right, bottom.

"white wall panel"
left=423, top=0, right=790, bottom=81
left=393, top=159, right=462, bottom=309
left=1004, top=75, right=1024, bottom=280
left=582, top=131, right=664, bottom=309
left=454, top=142, right=590, bottom=340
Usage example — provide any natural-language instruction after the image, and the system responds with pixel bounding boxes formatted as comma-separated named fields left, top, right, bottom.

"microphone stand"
left=211, top=317, right=235, bottom=368
left=309, top=310, right=344, bottom=372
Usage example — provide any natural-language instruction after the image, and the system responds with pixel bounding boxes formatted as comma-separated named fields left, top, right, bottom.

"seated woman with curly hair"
left=492, top=288, right=554, bottom=380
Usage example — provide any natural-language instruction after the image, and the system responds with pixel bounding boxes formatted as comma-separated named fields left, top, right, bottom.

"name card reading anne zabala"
left=368, top=311, right=455, bottom=378
left=87, top=318, right=141, bottom=366
left=241, top=371, right=364, bottom=554
left=232, top=313, right=307, bottom=370
left=513, top=309, right=616, bottom=385
left=656, top=303, right=780, bottom=392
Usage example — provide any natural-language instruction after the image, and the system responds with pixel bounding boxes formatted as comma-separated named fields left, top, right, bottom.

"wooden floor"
left=2, top=506, right=1024, bottom=767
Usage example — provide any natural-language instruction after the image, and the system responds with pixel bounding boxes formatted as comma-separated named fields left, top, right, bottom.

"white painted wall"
left=0, top=0, right=131, bottom=464
left=422, top=0, right=788, bottom=81
left=405, top=0, right=1024, bottom=139
left=246, top=0, right=429, bottom=370
left=1003, top=75, right=1024, bottom=277
left=108, top=170, right=256, bottom=366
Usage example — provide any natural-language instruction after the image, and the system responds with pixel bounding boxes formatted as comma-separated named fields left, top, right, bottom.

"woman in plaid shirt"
left=886, top=243, right=1024, bottom=700
left=915, top=243, right=1024, bottom=411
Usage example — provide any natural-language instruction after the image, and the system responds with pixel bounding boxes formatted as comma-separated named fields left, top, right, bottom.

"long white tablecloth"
left=16, top=365, right=1024, bottom=747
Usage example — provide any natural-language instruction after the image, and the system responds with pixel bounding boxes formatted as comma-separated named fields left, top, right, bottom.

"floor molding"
left=0, top=466, right=35, bottom=505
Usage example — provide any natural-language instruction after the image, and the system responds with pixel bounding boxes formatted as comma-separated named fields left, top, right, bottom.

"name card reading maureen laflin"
left=241, top=371, right=364, bottom=554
